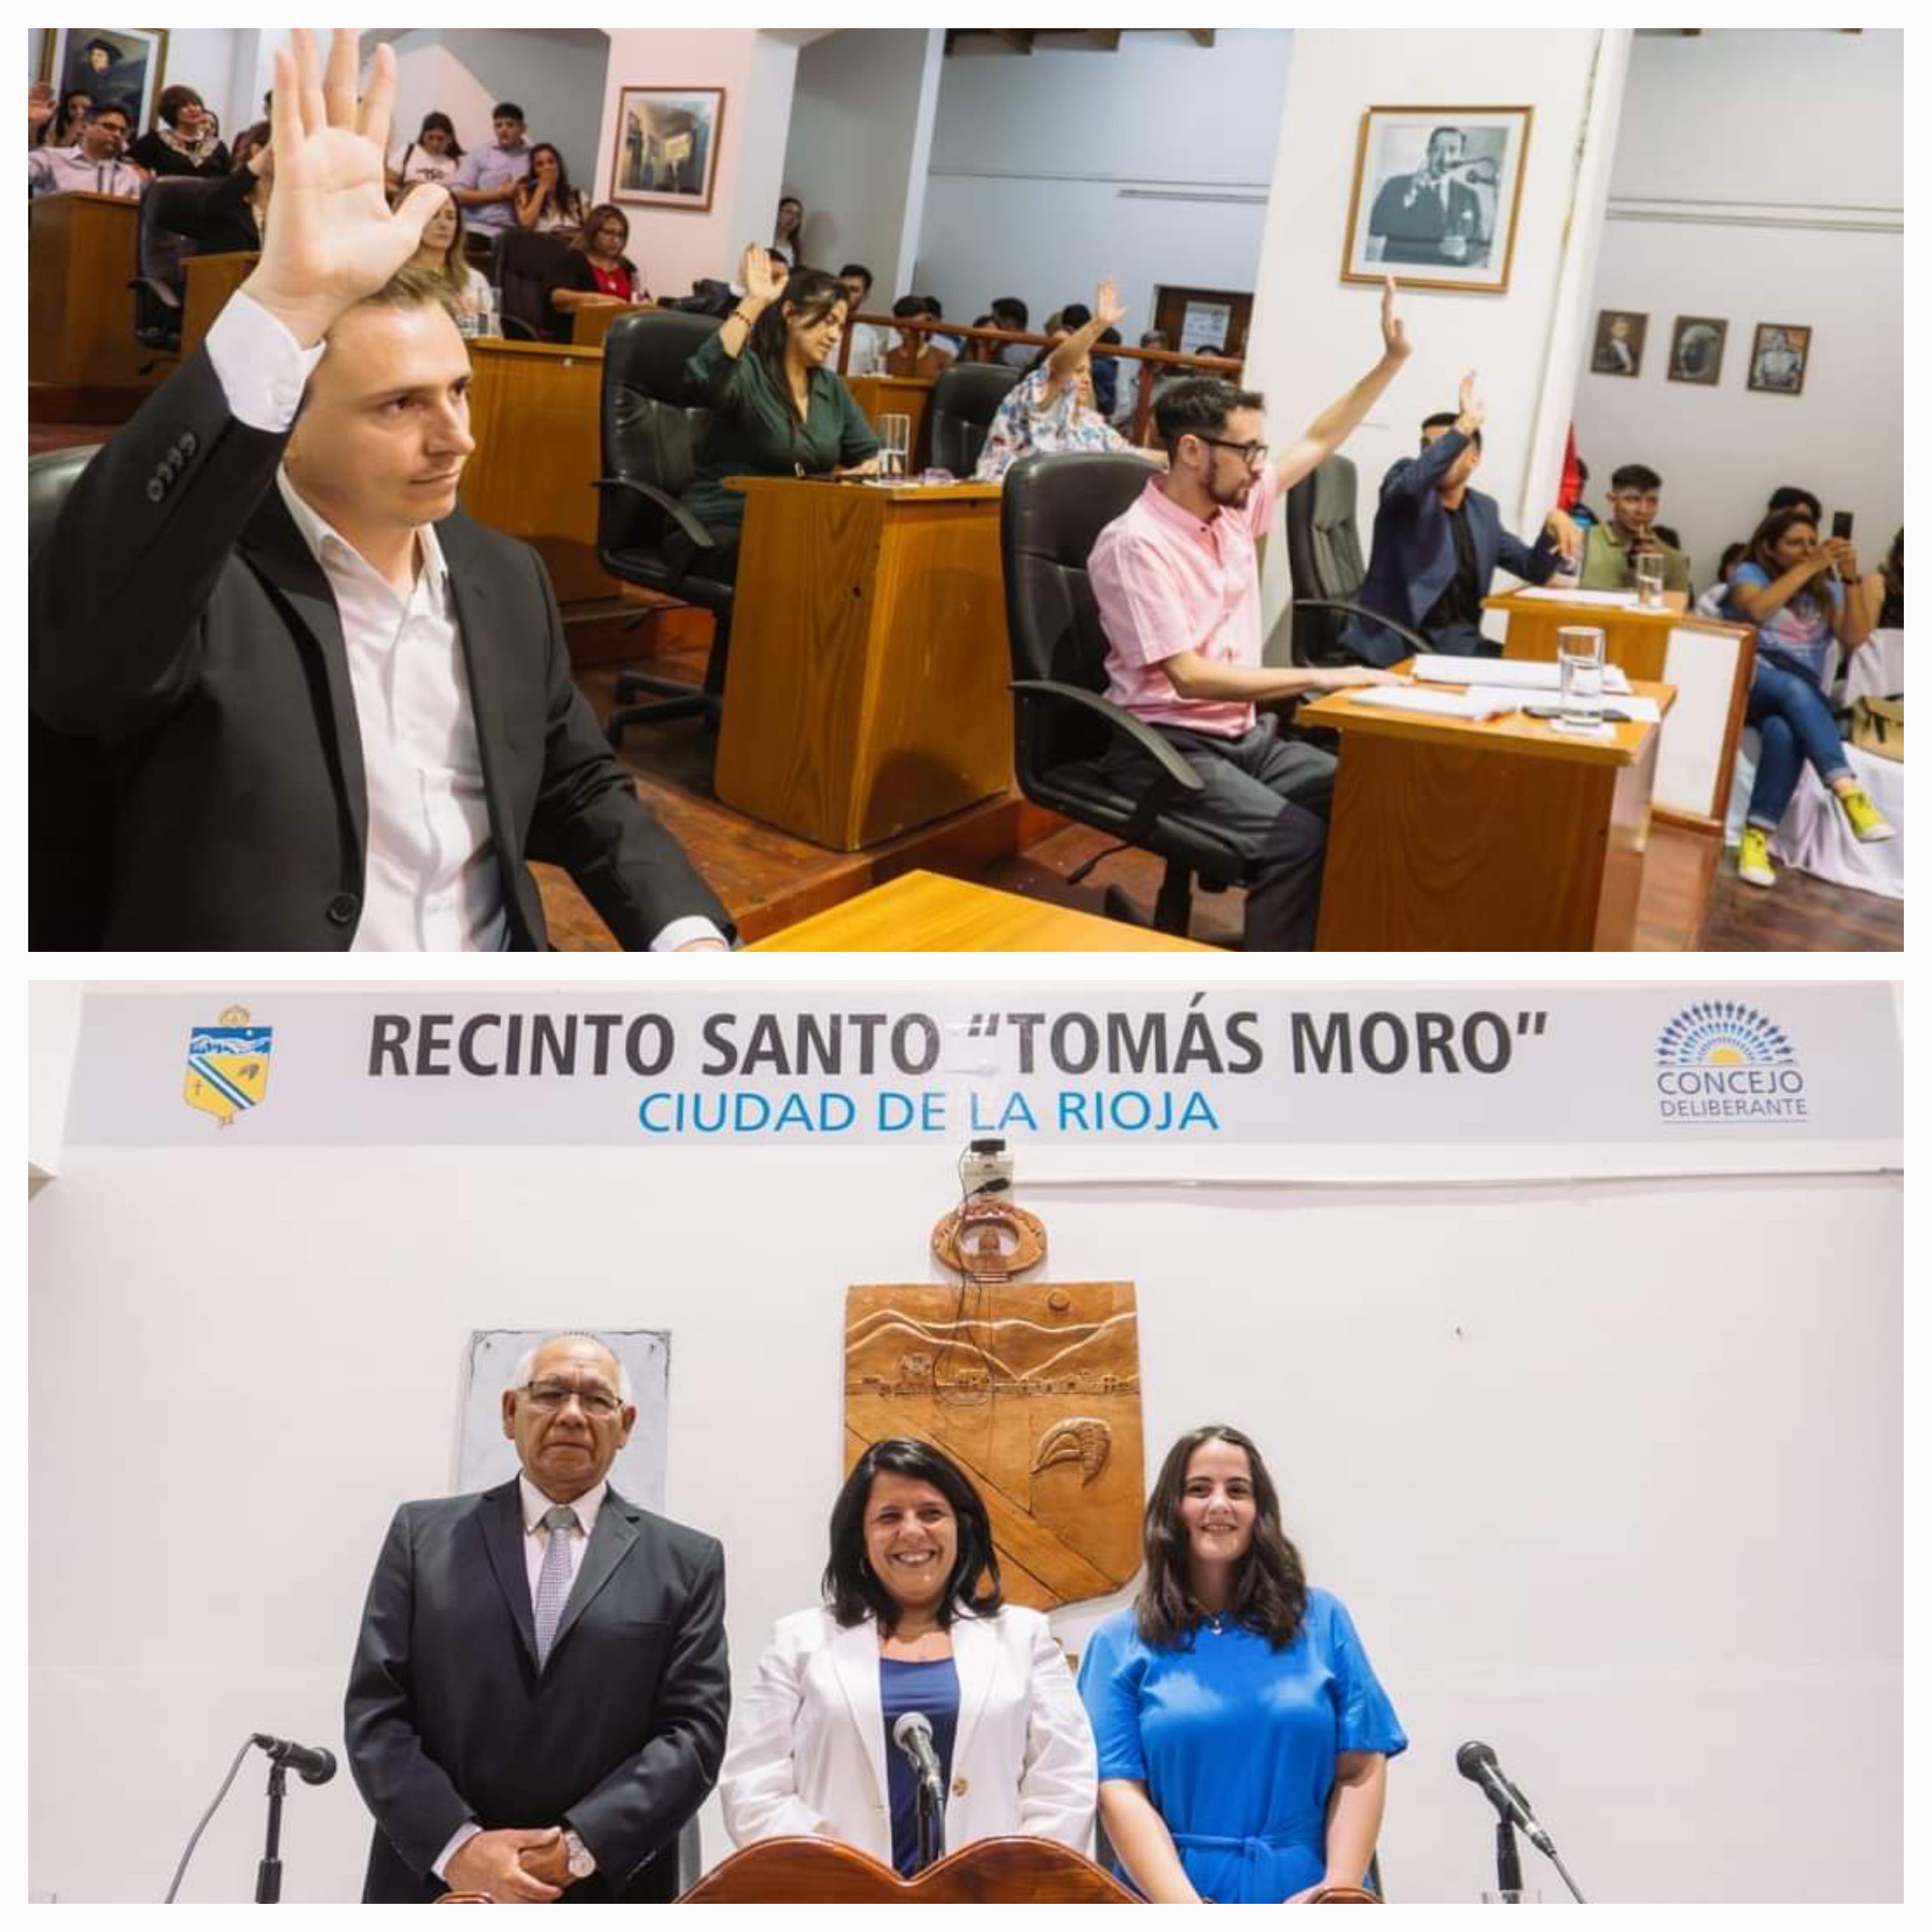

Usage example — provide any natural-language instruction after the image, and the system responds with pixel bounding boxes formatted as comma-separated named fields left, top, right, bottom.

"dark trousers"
left=1426, top=621, right=1500, bottom=659
left=1102, top=715, right=1334, bottom=951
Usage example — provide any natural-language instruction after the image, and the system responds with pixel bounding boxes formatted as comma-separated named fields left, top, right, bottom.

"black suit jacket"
left=29, top=342, right=733, bottom=950
left=343, top=1481, right=729, bottom=1904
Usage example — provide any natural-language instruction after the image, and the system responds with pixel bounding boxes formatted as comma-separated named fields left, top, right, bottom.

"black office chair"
left=132, top=177, right=218, bottom=352
left=927, top=362, right=1020, bottom=478
left=494, top=230, right=574, bottom=343
left=1001, top=451, right=1248, bottom=938
left=30, top=445, right=117, bottom=951
left=1281, top=453, right=1432, bottom=667
left=594, top=309, right=735, bottom=743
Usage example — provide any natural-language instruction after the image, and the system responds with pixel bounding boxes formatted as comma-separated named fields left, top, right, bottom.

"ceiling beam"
left=993, top=30, right=1036, bottom=54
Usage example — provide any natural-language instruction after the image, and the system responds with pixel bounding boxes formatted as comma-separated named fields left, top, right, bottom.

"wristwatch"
left=561, top=1828, right=597, bottom=1881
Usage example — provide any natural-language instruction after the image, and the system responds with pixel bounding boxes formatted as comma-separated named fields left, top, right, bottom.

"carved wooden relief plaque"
left=843, top=1277, right=1144, bottom=1610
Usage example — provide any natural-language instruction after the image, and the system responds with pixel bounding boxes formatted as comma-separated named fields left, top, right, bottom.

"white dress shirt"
left=201, top=290, right=725, bottom=953
left=433, top=1475, right=610, bottom=1881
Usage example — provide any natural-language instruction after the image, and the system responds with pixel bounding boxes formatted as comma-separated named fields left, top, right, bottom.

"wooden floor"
left=33, top=419, right=1902, bottom=954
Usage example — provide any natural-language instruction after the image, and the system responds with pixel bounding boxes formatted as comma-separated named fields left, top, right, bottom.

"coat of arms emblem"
left=184, top=1005, right=273, bottom=1128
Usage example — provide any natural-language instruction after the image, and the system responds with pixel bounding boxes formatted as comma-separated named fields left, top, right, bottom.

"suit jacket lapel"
left=477, top=1479, right=539, bottom=1670
left=543, top=1487, right=641, bottom=1670
left=951, top=1613, right=998, bottom=1770
left=437, top=513, right=525, bottom=900
left=830, top=1615, right=890, bottom=1811
left=237, top=488, right=369, bottom=863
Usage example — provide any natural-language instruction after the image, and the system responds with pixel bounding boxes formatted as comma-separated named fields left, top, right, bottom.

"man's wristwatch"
left=561, top=1828, right=596, bottom=1880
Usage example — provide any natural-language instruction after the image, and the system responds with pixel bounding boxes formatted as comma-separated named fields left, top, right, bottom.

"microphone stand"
left=912, top=1773, right=945, bottom=1876
left=254, top=1760, right=287, bottom=1904
left=1493, top=1813, right=1525, bottom=1901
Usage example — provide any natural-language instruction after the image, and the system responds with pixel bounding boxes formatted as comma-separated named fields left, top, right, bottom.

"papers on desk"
left=1512, top=586, right=1641, bottom=608
left=1411, top=655, right=1632, bottom=694
left=1348, top=686, right=1517, bottom=721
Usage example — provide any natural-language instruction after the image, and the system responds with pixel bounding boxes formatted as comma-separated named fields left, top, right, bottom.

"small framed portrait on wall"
left=1748, top=323, right=1811, bottom=395
left=1591, top=309, right=1648, bottom=378
left=1668, top=315, right=1727, bottom=386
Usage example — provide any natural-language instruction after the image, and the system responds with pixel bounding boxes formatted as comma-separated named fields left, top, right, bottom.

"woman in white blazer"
left=720, top=1437, right=1097, bottom=1874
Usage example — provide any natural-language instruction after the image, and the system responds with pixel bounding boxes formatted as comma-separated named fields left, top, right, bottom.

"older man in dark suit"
left=345, top=1332, right=729, bottom=1904
left=1344, top=375, right=1580, bottom=665
left=30, top=29, right=731, bottom=951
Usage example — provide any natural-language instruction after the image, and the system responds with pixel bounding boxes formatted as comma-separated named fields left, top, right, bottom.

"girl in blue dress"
left=1078, top=1424, right=1406, bottom=1902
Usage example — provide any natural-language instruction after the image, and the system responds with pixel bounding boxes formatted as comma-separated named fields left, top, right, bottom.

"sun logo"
left=1654, top=1002, right=1794, bottom=1069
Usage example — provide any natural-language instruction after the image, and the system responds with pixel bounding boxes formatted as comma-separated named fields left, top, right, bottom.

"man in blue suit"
left=1344, top=376, right=1580, bottom=665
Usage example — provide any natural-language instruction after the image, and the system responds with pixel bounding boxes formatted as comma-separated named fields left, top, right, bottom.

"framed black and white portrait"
left=1668, top=315, right=1727, bottom=386
left=1342, top=105, right=1533, bottom=293
left=1591, top=309, right=1648, bottom=378
left=610, top=86, right=725, bottom=212
left=1748, top=323, right=1811, bottom=396
left=39, top=28, right=168, bottom=136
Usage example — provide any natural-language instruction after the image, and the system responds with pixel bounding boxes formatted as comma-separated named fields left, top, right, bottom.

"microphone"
left=1456, top=1741, right=1554, bottom=1856
left=891, top=1711, right=947, bottom=1805
left=252, top=1733, right=337, bottom=1786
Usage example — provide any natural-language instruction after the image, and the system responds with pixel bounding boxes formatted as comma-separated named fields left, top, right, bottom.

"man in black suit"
left=345, top=1332, right=729, bottom=1903
left=30, top=29, right=731, bottom=952
left=1367, top=125, right=1488, bottom=269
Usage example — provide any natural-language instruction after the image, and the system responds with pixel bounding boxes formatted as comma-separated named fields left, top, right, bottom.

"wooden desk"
left=178, top=249, right=258, bottom=360
left=1299, top=664, right=1676, bottom=951
left=714, top=477, right=1013, bottom=850
left=1488, top=591, right=1753, bottom=835
left=749, top=870, right=1214, bottom=951
left=571, top=300, right=659, bottom=349
left=460, top=339, right=618, bottom=604
left=29, top=191, right=168, bottom=415
left=847, top=374, right=936, bottom=469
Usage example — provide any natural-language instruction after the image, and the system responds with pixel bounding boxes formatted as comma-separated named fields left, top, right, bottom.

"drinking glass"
left=1553, top=625, right=1607, bottom=732
left=1633, top=551, right=1665, bottom=610
left=878, top=414, right=912, bottom=482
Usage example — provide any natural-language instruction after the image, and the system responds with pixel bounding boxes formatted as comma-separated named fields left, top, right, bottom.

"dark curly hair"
left=1135, top=1424, right=1307, bottom=1652
left=822, top=1437, right=1004, bottom=1633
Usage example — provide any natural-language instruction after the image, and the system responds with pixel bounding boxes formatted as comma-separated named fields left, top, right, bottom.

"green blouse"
left=680, top=327, right=881, bottom=533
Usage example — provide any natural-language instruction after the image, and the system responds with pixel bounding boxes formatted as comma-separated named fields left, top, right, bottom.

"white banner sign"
left=60, top=983, right=1900, bottom=1155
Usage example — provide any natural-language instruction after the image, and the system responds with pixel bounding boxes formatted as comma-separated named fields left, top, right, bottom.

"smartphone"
left=1831, top=510, right=1854, bottom=541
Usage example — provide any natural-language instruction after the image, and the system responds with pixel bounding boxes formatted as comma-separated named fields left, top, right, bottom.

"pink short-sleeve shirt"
left=1089, top=465, right=1279, bottom=739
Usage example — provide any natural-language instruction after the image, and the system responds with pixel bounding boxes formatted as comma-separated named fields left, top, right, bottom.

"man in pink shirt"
left=1089, top=286, right=1410, bottom=949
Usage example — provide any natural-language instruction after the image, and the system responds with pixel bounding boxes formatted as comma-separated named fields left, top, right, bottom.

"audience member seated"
left=27, top=97, right=140, bottom=197
left=168, top=121, right=272, bottom=252
left=515, top=141, right=588, bottom=233
left=924, top=294, right=966, bottom=360
left=1575, top=462, right=1691, bottom=596
left=674, top=245, right=881, bottom=584
left=1768, top=484, right=1823, bottom=524
left=773, top=193, right=804, bottom=257
left=1872, top=527, right=1904, bottom=629
left=450, top=101, right=530, bottom=234
left=407, top=188, right=490, bottom=324
left=1091, top=324, right=1122, bottom=419
left=548, top=202, right=649, bottom=322
left=1112, top=328, right=1170, bottom=430
left=30, top=29, right=731, bottom=954
left=962, top=314, right=1004, bottom=364
left=1086, top=286, right=1415, bottom=950
left=838, top=263, right=890, bottom=374
left=1722, top=506, right=1891, bottom=885
left=32, top=85, right=96, bottom=149
left=1694, top=541, right=1750, bottom=620
left=990, top=296, right=1032, bottom=369
left=1343, top=376, right=1579, bottom=663
left=388, top=109, right=462, bottom=190
left=129, top=85, right=228, bottom=178
left=885, top=294, right=954, bottom=380
left=974, top=279, right=1152, bottom=482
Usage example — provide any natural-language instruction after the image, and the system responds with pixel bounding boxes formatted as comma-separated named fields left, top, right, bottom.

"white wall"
left=1570, top=29, right=1904, bottom=586
left=28, top=985, right=1901, bottom=1904
left=589, top=31, right=801, bottom=303
left=1246, top=30, right=1627, bottom=651
left=914, top=29, right=1291, bottom=340
left=27, top=983, right=84, bottom=1189
left=782, top=30, right=943, bottom=298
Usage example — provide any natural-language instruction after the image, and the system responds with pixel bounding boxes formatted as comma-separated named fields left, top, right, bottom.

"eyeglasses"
left=520, top=1381, right=623, bottom=1417
left=1197, top=436, right=1270, bottom=470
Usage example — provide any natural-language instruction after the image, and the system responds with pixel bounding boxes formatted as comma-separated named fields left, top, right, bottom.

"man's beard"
left=1208, top=474, right=1252, bottom=510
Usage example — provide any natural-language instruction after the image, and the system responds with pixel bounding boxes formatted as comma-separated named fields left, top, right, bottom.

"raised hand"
left=1456, top=370, right=1487, bottom=435
left=1379, top=275, right=1409, bottom=360
left=740, top=241, right=788, bottom=303
left=1095, top=276, right=1126, bottom=331
left=241, top=30, right=447, bottom=347
left=30, top=83, right=57, bottom=132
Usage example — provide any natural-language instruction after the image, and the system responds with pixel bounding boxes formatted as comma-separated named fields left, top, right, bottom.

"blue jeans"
left=1746, top=661, right=1851, bottom=829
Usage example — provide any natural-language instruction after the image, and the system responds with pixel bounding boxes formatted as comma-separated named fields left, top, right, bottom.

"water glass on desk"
left=1553, top=625, right=1607, bottom=732
left=877, top=413, right=912, bottom=482
left=1633, top=549, right=1665, bottom=610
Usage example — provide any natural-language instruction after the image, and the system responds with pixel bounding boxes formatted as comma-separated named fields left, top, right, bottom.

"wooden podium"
left=847, top=374, right=938, bottom=470
left=678, top=1835, right=1136, bottom=1903
left=1299, top=664, right=1674, bottom=951
left=713, top=477, right=1013, bottom=850
left=29, top=192, right=169, bottom=417
left=1487, top=590, right=1753, bottom=835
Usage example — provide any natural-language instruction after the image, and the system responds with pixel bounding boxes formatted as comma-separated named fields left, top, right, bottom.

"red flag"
left=1560, top=424, right=1582, bottom=511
